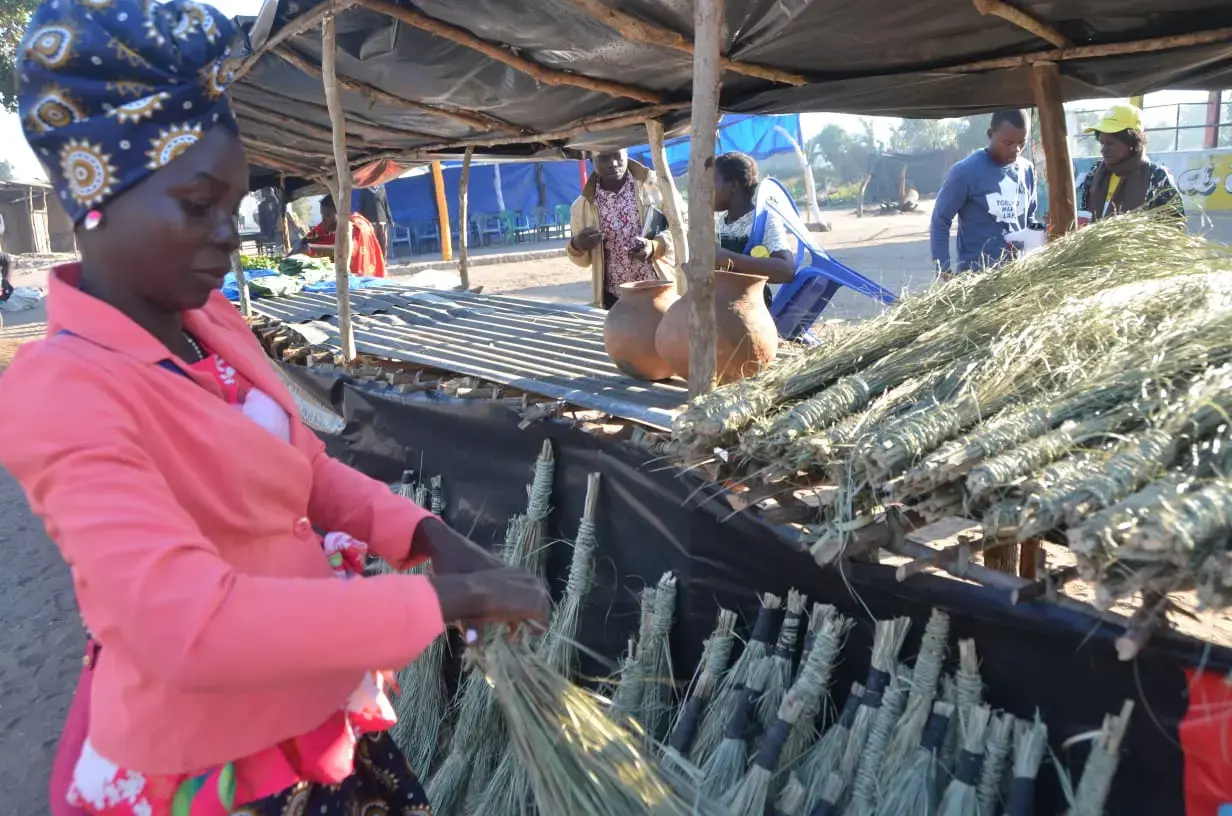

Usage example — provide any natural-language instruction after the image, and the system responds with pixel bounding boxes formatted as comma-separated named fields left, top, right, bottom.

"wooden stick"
left=430, top=160, right=453, bottom=262
left=972, top=0, right=1070, bottom=48
left=941, top=26, right=1232, bottom=73
left=322, top=15, right=356, bottom=362
left=244, top=145, right=319, bottom=177
left=1029, top=62, right=1076, bottom=239
left=683, top=0, right=721, bottom=399
left=231, top=250, right=251, bottom=318
left=567, top=0, right=806, bottom=86
left=1010, top=564, right=1080, bottom=604
left=353, top=0, right=663, bottom=104
left=279, top=175, right=292, bottom=253
left=457, top=145, right=473, bottom=289
left=234, top=0, right=359, bottom=81
left=241, top=134, right=340, bottom=162
left=643, top=119, right=688, bottom=284
left=273, top=46, right=524, bottom=136
left=233, top=85, right=435, bottom=141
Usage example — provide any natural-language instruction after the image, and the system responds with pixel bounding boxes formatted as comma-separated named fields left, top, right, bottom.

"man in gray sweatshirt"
left=930, top=110, right=1039, bottom=276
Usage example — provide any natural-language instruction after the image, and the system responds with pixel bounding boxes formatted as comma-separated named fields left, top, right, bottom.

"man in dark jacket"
left=357, top=185, right=393, bottom=257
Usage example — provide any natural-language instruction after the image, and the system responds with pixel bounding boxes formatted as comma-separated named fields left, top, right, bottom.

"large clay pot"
left=654, top=270, right=778, bottom=384
left=603, top=280, right=680, bottom=380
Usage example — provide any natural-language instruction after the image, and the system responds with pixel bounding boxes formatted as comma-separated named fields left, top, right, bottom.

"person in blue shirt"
left=930, top=110, right=1039, bottom=276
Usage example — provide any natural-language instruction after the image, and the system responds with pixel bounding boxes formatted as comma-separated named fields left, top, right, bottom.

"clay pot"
left=603, top=280, right=680, bottom=380
left=654, top=270, right=778, bottom=384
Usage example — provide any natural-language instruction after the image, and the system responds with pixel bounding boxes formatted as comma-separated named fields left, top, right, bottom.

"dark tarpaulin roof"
left=236, top=0, right=1232, bottom=187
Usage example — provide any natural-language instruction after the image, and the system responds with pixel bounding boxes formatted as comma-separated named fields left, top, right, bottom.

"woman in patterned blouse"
left=713, top=152, right=797, bottom=308
left=1077, top=103, right=1184, bottom=224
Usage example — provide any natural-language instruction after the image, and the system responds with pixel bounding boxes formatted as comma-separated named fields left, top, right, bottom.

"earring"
left=83, top=210, right=103, bottom=231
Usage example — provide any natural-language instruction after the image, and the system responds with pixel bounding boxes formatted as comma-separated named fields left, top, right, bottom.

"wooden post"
left=231, top=250, right=252, bottom=318
left=684, top=0, right=722, bottom=398
left=1029, top=62, right=1076, bottom=238
left=279, top=175, right=292, bottom=253
left=431, top=160, right=453, bottom=261
left=643, top=119, right=689, bottom=284
left=321, top=14, right=356, bottom=361
left=457, top=146, right=473, bottom=289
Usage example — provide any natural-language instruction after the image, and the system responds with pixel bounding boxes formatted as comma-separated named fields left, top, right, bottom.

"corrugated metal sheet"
left=252, top=285, right=688, bottom=429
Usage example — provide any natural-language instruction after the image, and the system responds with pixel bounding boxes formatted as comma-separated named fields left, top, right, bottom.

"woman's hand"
left=414, top=517, right=503, bottom=575
left=429, top=568, right=551, bottom=627
left=571, top=226, right=603, bottom=253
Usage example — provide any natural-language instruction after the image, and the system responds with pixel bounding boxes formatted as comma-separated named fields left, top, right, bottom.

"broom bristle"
left=1004, top=713, right=1048, bottom=816
left=849, top=664, right=913, bottom=813
left=782, top=611, right=854, bottom=769
left=808, top=772, right=847, bottom=816
left=977, top=712, right=1017, bottom=815
left=840, top=618, right=912, bottom=787
left=937, top=705, right=992, bottom=816
left=1070, top=700, right=1134, bottom=816
left=800, top=682, right=864, bottom=813
left=701, top=657, right=771, bottom=799
left=640, top=572, right=680, bottom=742
left=773, top=773, right=808, bottom=816
left=539, top=473, right=600, bottom=677
left=759, top=589, right=807, bottom=732
left=882, top=609, right=951, bottom=781
left=876, top=701, right=954, bottom=816
left=722, top=693, right=806, bottom=814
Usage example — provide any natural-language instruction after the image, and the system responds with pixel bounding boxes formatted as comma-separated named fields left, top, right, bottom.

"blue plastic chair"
left=747, top=178, right=896, bottom=342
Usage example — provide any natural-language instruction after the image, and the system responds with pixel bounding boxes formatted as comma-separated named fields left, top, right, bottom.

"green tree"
left=890, top=118, right=960, bottom=153
left=954, top=115, right=990, bottom=154
left=1, top=0, right=38, bottom=112
left=0, top=158, right=12, bottom=180
left=806, top=124, right=872, bottom=185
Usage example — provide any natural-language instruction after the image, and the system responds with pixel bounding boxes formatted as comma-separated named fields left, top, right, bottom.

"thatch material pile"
left=673, top=213, right=1232, bottom=611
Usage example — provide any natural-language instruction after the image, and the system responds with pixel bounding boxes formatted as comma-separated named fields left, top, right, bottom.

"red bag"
left=49, top=641, right=97, bottom=816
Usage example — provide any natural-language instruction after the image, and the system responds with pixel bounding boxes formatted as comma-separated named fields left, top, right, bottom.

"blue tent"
left=628, top=113, right=803, bottom=178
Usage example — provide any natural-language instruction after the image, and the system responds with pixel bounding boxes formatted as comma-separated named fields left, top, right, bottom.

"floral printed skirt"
left=232, top=733, right=432, bottom=815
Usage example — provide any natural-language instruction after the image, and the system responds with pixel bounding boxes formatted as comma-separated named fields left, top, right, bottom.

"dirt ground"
left=2, top=206, right=1231, bottom=810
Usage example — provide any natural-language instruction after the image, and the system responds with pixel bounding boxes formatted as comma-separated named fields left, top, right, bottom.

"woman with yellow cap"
left=1077, top=103, right=1184, bottom=223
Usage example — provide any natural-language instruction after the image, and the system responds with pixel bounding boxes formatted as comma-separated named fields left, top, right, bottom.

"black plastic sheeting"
left=286, top=363, right=1231, bottom=815
left=237, top=0, right=1232, bottom=185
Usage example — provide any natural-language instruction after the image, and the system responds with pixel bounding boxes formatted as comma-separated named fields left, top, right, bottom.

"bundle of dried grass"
left=701, top=657, right=772, bottom=799
left=848, top=664, right=912, bottom=815
left=473, top=633, right=726, bottom=816
left=782, top=608, right=854, bottom=770
left=1003, top=714, right=1048, bottom=816
left=941, top=640, right=984, bottom=777
left=691, top=593, right=784, bottom=765
left=639, top=572, right=680, bottom=742
left=806, top=773, right=847, bottom=816
left=799, top=684, right=863, bottom=814
left=839, top=618, right=913, bottom=789
left=799, top=603, right=833, bottom=669
left=937, top=705, right=992, bottom=816
left=876, top=701, right=953, bottom=816
left=540, top=474, right=600, bottom=677
left=759, top=589, right=807, bottom=732
left=882, top=609, right=950, bottom=782
left=609, top=588, right=657, bottom=724
left=772, top=774, right=808, bottom=816
left=1067, top=700, right=1134, bottom=816
left=723, top=694, right=806, bottom=814
left=661, top=618, right=732, bottom=783
left=977, top=712, right=1016, bottom=815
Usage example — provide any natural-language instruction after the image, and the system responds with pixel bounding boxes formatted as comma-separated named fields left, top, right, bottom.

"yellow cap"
left=1084, top=103, right=1144, bottom=135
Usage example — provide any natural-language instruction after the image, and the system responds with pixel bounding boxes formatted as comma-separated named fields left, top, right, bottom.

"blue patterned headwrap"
left=18, top=0, right=241, bottom=224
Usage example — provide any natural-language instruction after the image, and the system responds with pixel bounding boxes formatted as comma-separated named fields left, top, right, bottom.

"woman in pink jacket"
left=4, top=1, right=548, bottom=813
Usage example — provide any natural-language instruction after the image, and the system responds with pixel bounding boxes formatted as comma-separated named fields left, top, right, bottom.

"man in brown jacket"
left=567, top=150, right=679, bottom=308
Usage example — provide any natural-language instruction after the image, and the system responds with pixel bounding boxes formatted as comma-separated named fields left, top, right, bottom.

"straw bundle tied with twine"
left=759, top=589, right=808, bottom=732
left=839, top=618, right=912, bottom=791
left=609, top=587, right=657, bottom=724
left=943, top=640, right=984, bottom=776
left=782, top=606, right=854, bottom=770
left=806, top=772, right=848, bottom=816
left=701, top=656, right=772, bottom=799
left=937, top=705, right=992, bottom=816
left=471, top=632, right=727, bottom=816
left=1004, top=715, right=1048, bottom=816
left=722, top=693, right=806, bottom=814
left=691, top=593, right=784, bottom=765
left=876, top=701, right=954, bottom=816
left=539, top=473, right=600, bottom=677
left=639, top=572, right=680, bottom=742
left=881, top=609, right=950, bottom=782
left=847, top=662, right=912, bottom=816
left=978, top=712, right=1017, bottom=815
left=1066, top=700, right=1134, bottom=816
left=660, top=611, right=737, bottom=784
left=799, top=683, right=863, bottom=813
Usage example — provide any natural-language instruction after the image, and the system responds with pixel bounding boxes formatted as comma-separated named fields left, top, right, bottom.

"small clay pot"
left=603, top=280, right=680, bottom=380
left=654, top=270, right=778, bottom=384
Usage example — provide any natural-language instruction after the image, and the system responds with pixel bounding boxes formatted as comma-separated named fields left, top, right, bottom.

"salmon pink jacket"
left=0, top=265, right=445, bottom=775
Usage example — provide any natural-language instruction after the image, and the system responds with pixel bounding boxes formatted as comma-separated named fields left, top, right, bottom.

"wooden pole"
left=431, top=160, right=453, bottom=262
left=643, top=119, right=689, bottom=284
left=457, top=146, right=473, bottom=289
left=972, top=0, right=1070, bottom=48
left=1029, top=62, right=1076, bottom=239
left=231, top=250, right=252, bottom=318
left=942, top=27, right=1232, bottom=73
left=684, top=0, right=722, bottom=398
left=280, top=175, right=292, bottom=253
left=321, top=15, right=356, bottom=361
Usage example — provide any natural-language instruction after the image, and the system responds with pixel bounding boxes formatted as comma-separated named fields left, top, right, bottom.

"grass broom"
left=473, top=631, right=728, bottom=816
left=1067, top=700, right=1134, bottom=816
left=876, top=701, right=954, bottom=816
left=881, top=609, right=950, bottom=782
left=691, top=593, right=784, bottom=765
left=639, top=572, right=680, bottom=742
left=608, top=636, right=644, bottom=724
left=978, top=712, right=1017, bottom=815
left=847, top=664, right=913, bottom=815
left=700, top=656, right=772, bottom=800
left=759, top=589, right=808, bottom=733
left=773, top=774, right=808, bottom=816
left=937, top=705, right=992, bottom=816
left=943, top=640, right=984, bottom=776
left=839, top=618, right=913, bottom=790
left=805, top=773, right=847, bottom=816
left=782, top=609, right=855, bottom=771
left=665, top=609, right=738, bottom=760
left=799, top=603, right=834, bottom=668
left=539, top=473, right=600, bottom=677
left=723, top=693, right=807, bottom=814
left=1003, top=714, right=1048, bottom=816
left=799, top=683, right=864, bottom=814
